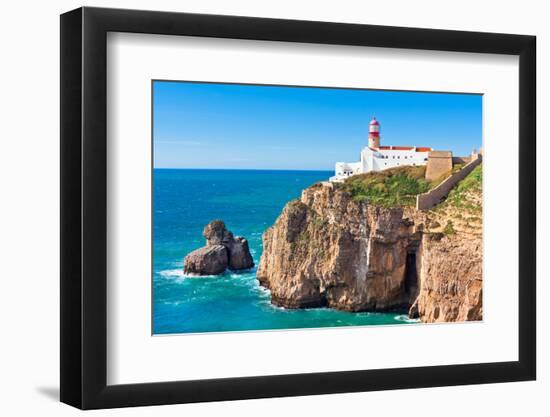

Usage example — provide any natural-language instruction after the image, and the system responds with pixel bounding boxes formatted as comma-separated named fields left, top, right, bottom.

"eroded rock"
left=409, top=232, right=483, bottom=322
left=257, top=182, right=482, bottom=323
left=257, top=184, right=420, bottom=311
left=227, top=237, right=254, bottom=270
left=184, top=245, right=228, bottom=276
left=183, top=220, right=254, bottom=276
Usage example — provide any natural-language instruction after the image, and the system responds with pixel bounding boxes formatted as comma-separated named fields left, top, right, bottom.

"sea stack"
left=184, top=220, right=254, bottom=276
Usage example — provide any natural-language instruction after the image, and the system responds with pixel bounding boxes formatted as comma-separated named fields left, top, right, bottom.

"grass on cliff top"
left=342, top=165, right=432, bottom=207
left=439, top=164, right=483, bottom=211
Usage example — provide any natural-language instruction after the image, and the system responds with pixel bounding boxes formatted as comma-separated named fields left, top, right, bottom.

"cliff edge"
left=257, top=165, right=483, bottom=323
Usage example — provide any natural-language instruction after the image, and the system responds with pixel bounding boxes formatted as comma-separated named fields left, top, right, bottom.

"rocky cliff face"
left=257, top=182, right=423, bottom=311
left=257, top=181, right=482, bottom=323
left=409, top=232, right=482, bottom=322
left=409, top=169, right=483, bottom=323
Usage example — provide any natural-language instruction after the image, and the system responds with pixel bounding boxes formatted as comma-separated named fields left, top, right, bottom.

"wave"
left=255, top=284, right=271, bottom=294
left=394, top=314, right=420, bottom=323
left=158, top=268, right=219, bottom=280
left=158, top=267, right=259, bottom=281
left=163, top=300, right=183, bottom=306
left=159, top=269, right=184, bottom=278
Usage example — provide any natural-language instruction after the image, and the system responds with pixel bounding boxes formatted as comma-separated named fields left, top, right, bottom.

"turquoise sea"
left=153, top=169, right=414, bottom=334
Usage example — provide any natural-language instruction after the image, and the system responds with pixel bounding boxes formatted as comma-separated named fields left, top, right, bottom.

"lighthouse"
left=368, top=117, right=381, bottom=149
left=330, top=116, right=434, bottom=182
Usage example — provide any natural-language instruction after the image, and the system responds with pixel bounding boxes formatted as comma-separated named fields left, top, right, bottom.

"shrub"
left=443, top=220, right=456, bottom=235
left=343, top=166, right=431, bottom=207
left=444, top=165, right=482, bottom=210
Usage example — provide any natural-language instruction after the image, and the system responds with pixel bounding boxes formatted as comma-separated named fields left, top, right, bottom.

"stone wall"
left=416, top=155, right=482, bottom=210
left=452, top=156, right=472, bottom=165
left=425, top=151, right=453, bottom=181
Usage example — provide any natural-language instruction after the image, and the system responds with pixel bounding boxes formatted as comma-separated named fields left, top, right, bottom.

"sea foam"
left=159, top=268, right=184, bottom=278
left=394, top=314, right=420, bottom=323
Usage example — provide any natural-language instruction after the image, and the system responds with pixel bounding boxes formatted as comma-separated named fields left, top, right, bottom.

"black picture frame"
left=60, top=6, right=536, bottom=410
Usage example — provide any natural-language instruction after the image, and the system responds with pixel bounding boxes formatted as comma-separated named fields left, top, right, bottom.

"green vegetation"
left=342, top=166, right=431, bottom=207
left=311, top=216, right=327, bottom=229
left=441, top=164, right=482, bottom=212
left=443, top=220, right=456, bottom=235
left=451, top=163, right=465, bottom=174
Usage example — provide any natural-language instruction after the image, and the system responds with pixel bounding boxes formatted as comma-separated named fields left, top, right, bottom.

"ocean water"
left=153, top=169, right=415, bottom=334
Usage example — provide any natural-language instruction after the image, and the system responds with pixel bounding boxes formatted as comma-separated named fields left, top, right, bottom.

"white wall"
left=0, top=0, right=546, bottom=415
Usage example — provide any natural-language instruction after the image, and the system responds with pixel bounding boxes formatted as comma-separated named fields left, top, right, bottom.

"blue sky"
left=153, top=81, right=482, bottom=170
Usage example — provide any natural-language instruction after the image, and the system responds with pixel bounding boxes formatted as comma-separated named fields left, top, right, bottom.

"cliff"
left=257, top=165, right=483, bottom=323
left=411, top=165, right=483, bottom=322
left=409, top=231, right=482, bottom=322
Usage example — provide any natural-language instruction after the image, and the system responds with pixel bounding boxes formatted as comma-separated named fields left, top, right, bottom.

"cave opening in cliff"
left=404, top=251, right=418, bottom=296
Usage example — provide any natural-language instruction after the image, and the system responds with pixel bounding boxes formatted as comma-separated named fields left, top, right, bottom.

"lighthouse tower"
left=330, top=115, right=434, bottom=182
left=368, top=117, right=381, bottom=149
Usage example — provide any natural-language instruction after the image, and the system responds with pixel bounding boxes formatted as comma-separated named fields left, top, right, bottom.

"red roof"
left=415, top=147, right=432, bottom=152
left=369, top=117, right=379, bottom=126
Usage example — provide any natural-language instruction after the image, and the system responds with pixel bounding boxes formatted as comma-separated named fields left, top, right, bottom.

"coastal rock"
left=203, top=220, right=234, bottom=246
left=409, top=231, right=483, bottom=322
left=257, top=181, right=482, bottom=323
left=183, top=220, right=254, bottom=275
left=227, top=237, right=254, bottom=270
left=184, top=245, right=228, bottom=276
left=257, top=183, right=421, bottom=311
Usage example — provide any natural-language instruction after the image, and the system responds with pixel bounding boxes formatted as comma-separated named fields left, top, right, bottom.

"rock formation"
left=257, top=180, right=482, bottom=323
left=184, top=245, right=228, bottom=276
left=409, top=232, right=482, bottom=322
left=184, top=220, right=254, bottom=276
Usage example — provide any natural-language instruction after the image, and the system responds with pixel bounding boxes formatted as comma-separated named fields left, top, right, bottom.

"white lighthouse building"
left=329, top=117, right=432, bottom=182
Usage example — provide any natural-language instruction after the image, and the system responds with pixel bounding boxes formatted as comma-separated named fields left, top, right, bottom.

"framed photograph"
left=60, top=6, right=536, bottom=409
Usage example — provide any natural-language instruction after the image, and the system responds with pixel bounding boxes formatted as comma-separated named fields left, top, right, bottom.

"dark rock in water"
left=227, top=236, right=254, bottom=270
left=184, top=245, right=228, bottom=276
left=203, top=220, right=234, bottom=246
left=183, top=220, right=254, bottom=276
